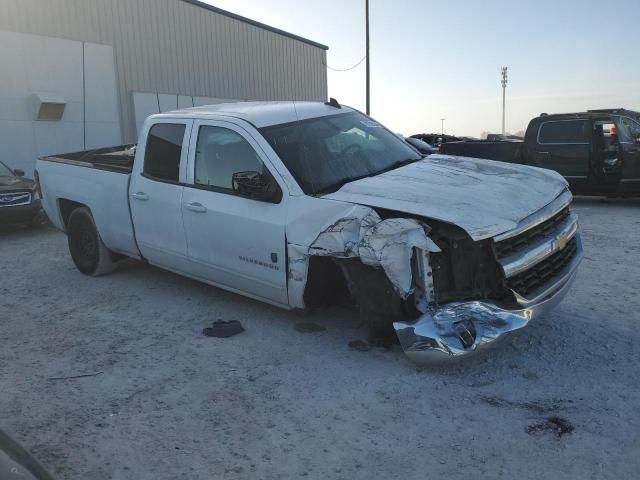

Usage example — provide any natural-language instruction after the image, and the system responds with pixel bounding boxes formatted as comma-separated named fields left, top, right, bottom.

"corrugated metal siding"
left=0, top=0, right=328, bottom=142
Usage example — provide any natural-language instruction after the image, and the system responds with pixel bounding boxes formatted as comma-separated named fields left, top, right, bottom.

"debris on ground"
left=526, top=417, right=575, bottom=437
left=348, top=340, right=372, bottom=352
left=202, top=320, right=244, bottom=338
left=293, top=322, right=326, bottom=333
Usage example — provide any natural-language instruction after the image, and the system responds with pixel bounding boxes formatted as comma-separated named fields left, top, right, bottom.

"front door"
left=181, top=120, right=288, bottom=305
left=129, top=120, right=192, bottom=271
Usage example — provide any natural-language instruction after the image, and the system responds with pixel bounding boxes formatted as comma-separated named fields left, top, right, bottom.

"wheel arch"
left=58, top=198, right=89, bottom=231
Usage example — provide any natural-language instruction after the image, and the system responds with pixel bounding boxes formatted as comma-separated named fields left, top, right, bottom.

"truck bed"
left=36, top=146, right=140, bottom=259
left=440, top=140, right=523, bottom=163
left=42, top=145, right=136, bottom=173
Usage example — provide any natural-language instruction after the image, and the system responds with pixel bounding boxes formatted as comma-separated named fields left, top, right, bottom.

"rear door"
left=533, top=119, right=591, bottom=178
left=129, top=119, right=192, bottom=271
left=181, top=119, right=289, bottom=305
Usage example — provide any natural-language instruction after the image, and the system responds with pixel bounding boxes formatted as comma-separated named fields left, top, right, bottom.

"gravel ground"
left=1, top=197, right=639, bottom=480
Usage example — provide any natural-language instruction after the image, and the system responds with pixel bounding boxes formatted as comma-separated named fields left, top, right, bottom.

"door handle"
left=185, top=202, right=207, bottom=213
left=131, top=192, right=149, bottom=201
left=537, top=151, right=550, bottom=155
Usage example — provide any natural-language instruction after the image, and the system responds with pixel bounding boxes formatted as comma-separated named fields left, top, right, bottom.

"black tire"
left=67, top=207, right=115, bottom=276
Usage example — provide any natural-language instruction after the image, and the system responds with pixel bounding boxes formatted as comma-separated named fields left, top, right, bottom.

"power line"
left=325, top=56, right=367, bottom=72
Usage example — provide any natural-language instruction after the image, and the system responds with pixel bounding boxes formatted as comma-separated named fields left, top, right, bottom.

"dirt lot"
left=1, top=197, right=639, bottom=480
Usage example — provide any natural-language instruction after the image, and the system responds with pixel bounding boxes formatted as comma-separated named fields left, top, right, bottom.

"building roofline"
left=180, top=0, right=329, bottom=50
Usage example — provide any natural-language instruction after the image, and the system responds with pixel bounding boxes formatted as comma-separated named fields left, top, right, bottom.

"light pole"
left=365, top=0, right=370, bottom=115
left=440, top=118, right=446, bottom=135
left=501, top=66, right=508, bottom=135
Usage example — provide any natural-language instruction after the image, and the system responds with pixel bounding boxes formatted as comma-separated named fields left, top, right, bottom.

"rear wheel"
left=67, top=207, right=115, bottom=276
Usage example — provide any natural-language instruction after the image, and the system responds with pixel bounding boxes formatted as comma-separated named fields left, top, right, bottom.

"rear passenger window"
left=538, top=120, right=588, bottom=144
left=194, top=126, right=265, bottom=191
left=144, top=123, right=186, bottom=182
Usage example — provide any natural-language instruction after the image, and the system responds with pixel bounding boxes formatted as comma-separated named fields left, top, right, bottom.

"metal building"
left=0, top=0, right=328, bottom=176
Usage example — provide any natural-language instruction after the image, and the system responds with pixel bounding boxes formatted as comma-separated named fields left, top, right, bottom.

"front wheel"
left=67, top=207, right=116, bottom=276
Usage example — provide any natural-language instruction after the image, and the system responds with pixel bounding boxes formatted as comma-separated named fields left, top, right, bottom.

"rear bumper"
left=0, top=200, right=43, bottom=227
left=394, top=234, right=583, bottom=364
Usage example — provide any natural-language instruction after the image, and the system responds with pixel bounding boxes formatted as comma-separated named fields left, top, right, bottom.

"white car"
left=35, top=101, right=582, bottom=364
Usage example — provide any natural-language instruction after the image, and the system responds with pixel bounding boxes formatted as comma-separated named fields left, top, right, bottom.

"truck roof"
left=151, top=101, right=355, bottom=128
left=535, top=108, right=640, bottom=122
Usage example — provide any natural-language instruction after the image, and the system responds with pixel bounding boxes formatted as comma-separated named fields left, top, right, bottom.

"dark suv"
left=0, top=161, right=45, bottom=228
left=441, top=109, right=640, bottom=196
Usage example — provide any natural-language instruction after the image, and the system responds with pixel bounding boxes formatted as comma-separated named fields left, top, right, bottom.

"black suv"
left=441, top=109, right=640, bottom=197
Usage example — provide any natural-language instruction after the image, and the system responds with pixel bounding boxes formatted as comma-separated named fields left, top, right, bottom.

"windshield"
left=260, top=111, right=422, bottom=194
left=616, top=116, right=640, bottom=142
left=0, top=161, right=14, bottom=177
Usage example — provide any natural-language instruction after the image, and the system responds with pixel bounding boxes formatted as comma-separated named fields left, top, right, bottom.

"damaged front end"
left=394, top=190, right=583, bottom=363
left=287, top=189, right=582, bottom=365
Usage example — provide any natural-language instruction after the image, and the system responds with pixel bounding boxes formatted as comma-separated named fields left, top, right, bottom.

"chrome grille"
left=492, top=190, right=582, bottom=303
left=506, top=237, right=578, bottom=297
left=494, top=207, right=570, bottom=259
left=0, top=191, right=31, bottom=207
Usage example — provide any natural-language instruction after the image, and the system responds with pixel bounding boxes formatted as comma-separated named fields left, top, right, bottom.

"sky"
left=205, top=0, right=639, bottom=138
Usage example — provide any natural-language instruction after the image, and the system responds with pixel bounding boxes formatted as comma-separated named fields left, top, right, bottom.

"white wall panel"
left=0, top=0, right=328, bottom=144
left=0, top=31, right=122, bottom=173
left=84, top=42, right=122, bottom=149
left=158, top=94, right=178, bottom=112
left=178, top=95, right=194, bottom=109
left=84, top=43, right=120, bottom=124
left=0, top=121, right=36, bottom=171
left=0, top=31, right=85, bottom=174
left=86, top=122, right=122, bottom=149
left=132, top=92, right=161, bottom=135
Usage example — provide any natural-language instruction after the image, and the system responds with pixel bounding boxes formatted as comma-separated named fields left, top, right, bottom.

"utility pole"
left=365, top=0, right=370, bottom=115
left=440, top=118, right=446, bottom=135
left=501, top=66, right=508, bottom=135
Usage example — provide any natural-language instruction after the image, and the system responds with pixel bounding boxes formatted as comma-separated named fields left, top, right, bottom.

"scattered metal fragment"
left=294, top=322, right=326, bottom=333
left=526, top=417, right=575, bottom=437
left=348, top=340, right=372, bottom=352
left=202, top=320, right=244, bottom=338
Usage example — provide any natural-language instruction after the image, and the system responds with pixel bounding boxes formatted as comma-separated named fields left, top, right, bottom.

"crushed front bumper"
left=394, top=234, right=583, bottom=364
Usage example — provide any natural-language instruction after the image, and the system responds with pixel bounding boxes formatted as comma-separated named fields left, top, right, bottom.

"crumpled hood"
left=0, top=175, right=34, bottom=193
left=323, top=154, right=568, bottom=241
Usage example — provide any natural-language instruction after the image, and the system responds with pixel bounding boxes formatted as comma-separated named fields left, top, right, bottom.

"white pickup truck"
left=36, top=101, right=583, bottom=364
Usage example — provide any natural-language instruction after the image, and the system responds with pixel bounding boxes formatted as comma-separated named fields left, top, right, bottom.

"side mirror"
left=231, top=171, right=282, bottom=203
left=14, top=169, right=25, bottom=177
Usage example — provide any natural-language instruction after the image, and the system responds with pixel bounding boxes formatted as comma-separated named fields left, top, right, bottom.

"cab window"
left=538, top=120, right=589, bottom=144
left=143, top=124, right=186, bottom=182
left=195, top=126, right=266, bottom=191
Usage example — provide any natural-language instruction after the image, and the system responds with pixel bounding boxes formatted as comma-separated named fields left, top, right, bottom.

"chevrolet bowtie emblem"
left=555, top=234, right=568, bottom=250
